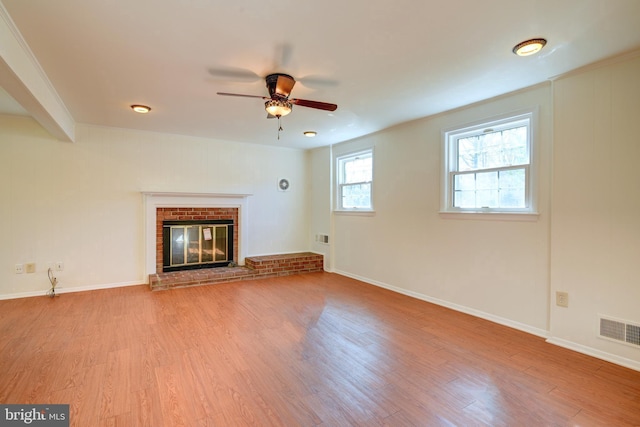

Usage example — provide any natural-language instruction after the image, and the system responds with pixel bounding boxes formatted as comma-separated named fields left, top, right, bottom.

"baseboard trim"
left=0, top=279, right=143, bottom=300
left=546, top=337, right=640, bottom=372
left=334, top=269, right=549, bottom=338
left=334, top=270, right=640, bottom=372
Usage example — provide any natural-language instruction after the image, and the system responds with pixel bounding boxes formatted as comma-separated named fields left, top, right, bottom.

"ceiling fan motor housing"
left=266, top=73, right=296, bottom=99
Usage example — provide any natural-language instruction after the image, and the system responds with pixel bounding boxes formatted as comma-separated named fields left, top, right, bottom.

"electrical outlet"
left=15, top=264, right=24, bottom=274
left=556, top=291, right=569, bottom=308
left=55, top=262, right=64, bottom=271
left=25, top=263, right=36, bottom=274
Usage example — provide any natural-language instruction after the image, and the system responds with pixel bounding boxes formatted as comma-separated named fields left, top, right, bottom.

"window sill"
left=334, top=209, right=376, bottom=217
left=439, top=210, right=539, bottom=221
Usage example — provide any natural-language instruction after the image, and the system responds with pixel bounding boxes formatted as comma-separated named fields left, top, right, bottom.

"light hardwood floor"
left=1, top=272, right=639, bottom=426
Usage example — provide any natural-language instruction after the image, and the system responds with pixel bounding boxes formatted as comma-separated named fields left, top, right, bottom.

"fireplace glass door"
left=169, top=225, right=228, bottom=267
left=163, top=220, right=233, bottom=272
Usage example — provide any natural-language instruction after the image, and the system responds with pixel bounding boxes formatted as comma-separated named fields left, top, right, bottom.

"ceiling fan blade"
left=208, top=67, right=261, bottom=81
left=217, top=92, right=268, bottom=100
left=298, top=75, right=339, bottom=89
left=290, top=98, right=338, bottom=111
left=273, top=43, right=293, bottom=69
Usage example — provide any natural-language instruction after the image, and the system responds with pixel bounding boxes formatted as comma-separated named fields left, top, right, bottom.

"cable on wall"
left=47, top=268, right=58, bottom=298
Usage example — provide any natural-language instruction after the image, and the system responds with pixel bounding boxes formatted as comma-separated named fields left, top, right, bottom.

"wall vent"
left=315, top=234, right=329, bottom=244
left=599, top=316, right=640, bottom=348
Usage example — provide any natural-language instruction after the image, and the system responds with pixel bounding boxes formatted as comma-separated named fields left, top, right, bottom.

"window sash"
left=339, top=155, right=372, bottom=184
left=339, top=181, right=372, bottom=209
left=455, top=125, right=529, bottom=172
left=450, top=165, right=529, bottom=210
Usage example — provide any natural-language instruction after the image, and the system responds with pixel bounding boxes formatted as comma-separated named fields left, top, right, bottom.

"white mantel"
left=143, top=192, right=251, bottom=280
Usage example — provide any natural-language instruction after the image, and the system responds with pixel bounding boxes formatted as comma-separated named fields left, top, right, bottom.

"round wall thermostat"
left=278, top=178, right=290, bottom=191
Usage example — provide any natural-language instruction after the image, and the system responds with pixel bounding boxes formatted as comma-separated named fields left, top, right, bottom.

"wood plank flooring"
left=1, top=272, right=639, bottom=426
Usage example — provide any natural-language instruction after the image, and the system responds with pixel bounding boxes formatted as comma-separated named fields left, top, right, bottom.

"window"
left=442, top=110, right=536, bottom=214
left=336, top=149, right=373, bottom=211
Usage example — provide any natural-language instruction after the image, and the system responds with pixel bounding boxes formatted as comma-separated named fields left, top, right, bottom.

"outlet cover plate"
left=556, top=291, right=569, bottom=308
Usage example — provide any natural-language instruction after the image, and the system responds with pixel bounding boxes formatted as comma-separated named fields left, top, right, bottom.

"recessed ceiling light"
left=131, top=104, right=151, bottom=113
left=303, top=131, right=317, bottom=137
left=512, top=38, right=547, bottom=56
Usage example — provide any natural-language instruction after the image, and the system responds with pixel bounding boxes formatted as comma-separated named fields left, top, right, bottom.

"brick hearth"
left=149, top=252, right=324, bottom=290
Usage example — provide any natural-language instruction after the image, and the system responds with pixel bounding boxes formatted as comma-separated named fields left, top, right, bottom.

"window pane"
left=499, top=189, right=525, bottom=207
left=476, top=171, right=498, bottom=190
left=501, top=127, right=528, bottom=165
left=499, top=168, right=526, bottom=207
left=454, top=190, right=476, bottom=208
left=499, top=168, right=524, bottom=188
left=342, top=183, right=371, bottom=208
left=454, top=174, right=475, bottom=191
left=476, top=189, right=499, bottom=208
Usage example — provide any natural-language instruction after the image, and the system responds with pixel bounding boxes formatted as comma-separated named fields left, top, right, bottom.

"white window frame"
left=335, top=148, right=374, bottom=213
left=441, top=109, right=538, bottom=217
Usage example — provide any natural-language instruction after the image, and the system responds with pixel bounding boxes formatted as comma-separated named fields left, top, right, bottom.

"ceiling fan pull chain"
left=277, top=116, right=283, bottom=140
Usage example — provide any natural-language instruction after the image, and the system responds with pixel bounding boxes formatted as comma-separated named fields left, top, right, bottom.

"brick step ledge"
left=149, top=252, right=323, bottom=291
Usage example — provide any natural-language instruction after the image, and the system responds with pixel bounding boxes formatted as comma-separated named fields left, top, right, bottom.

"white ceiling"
left=1, top=0, right=640, bottom=149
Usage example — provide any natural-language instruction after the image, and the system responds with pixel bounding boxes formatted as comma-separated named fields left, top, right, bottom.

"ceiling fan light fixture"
left=265, top=99, right=292, bottom=117
left=303, top=131, right=317, bottom=137
left=512, top=38, right=547, bottom=56
left=131, top=104, right=151, bottom=113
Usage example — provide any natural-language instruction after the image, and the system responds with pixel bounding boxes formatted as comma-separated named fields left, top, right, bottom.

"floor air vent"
left=599, top=316, right=640, bottom=348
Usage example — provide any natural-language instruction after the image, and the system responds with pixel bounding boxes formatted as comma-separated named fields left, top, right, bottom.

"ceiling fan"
left=217, top=73, right=337, bottom=137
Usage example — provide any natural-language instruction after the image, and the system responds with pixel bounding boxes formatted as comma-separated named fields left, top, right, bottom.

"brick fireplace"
left=156, top=207, right=238, bottom=273
left=143, top=192, right=250, bottom=280
left=143, top=192, right=324, bottom=290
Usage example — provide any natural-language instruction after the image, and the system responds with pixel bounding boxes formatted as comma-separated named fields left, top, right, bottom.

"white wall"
left=308, top=146, right=332, bottom=270
left=550, top=53, right=640, bottom=366
left=310, top=52, right=640, bottom=369
left=313, top=83, right=553, bottom=336
left=0, top=118, right=310, bottom=298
